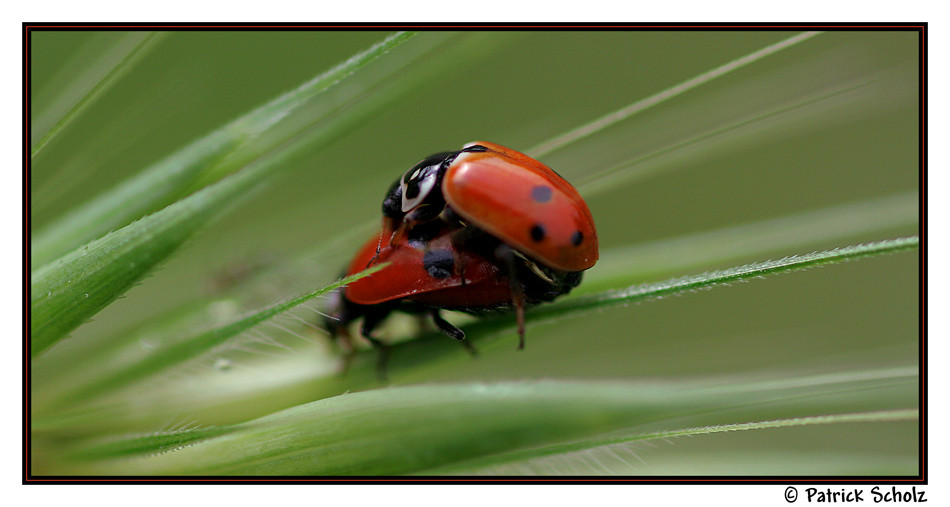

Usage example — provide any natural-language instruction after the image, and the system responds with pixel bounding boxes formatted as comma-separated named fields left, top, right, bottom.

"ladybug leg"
left=362, top=334, right=390, bottom=381
left=360, top=307, right=393, bottom=381
left=430, top=309, right=477, bottom=356
left=494, top=244, right=527, bottom=350
left=511, top=287, right=527, bottom=351
left=386, top=216, right=424, bottom=250
left=325, top=292, right=362, bottom=376
left=387, top=225, right=404, bottom=249
left=445, top=225, right=484, bottom=286
left=334, top=328, right=360, bottom=377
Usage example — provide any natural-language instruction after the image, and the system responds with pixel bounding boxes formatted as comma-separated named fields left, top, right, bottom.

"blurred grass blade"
left=31, top=32, right=167, bottom=158
left=43, top=266, right=384, bottom=407
left=68, top=367, right=915, bottom=475
left=30, top=162, right=270, bottom=356
left=528, top=31, right=821, bottom=158
left=581, top=192, right=919, bottom=293
left=182, top=32, right=511, bottom=195
left=524, top=237, right=919, bottom=324
left=31, top=31, right=416, bottom=267
left=68, top=425, right=236, bottom=462
left=576, top=64, right=915, bottom=196
left=427, top=409, right=919, bottom=475
left=31, top=129, right=242, bottom=269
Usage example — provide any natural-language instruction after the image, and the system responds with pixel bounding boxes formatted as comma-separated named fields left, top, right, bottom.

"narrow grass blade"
left=576, top=64, right=915, bottom=197
left=66, top=425, right=236, bottom=462
left=383, top=237, right=919, bottom=358
left=31, top=32, right=167, bottom=157
left=581, top=192, right=918, bottom=294
left=63, top=367, right=915, bottom=475
left=528, top=31, right=822, bottom=158
left=31, top=31, right=416, bottom=267
left=512, top=237, right=919, bottom=330
left=30, top=163, right=271, bottom=356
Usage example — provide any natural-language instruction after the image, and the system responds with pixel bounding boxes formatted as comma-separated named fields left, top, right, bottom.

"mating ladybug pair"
left=326, top=141, right=598, bottom=363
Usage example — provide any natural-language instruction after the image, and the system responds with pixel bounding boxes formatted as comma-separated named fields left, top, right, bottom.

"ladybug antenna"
left=366, top=222, right=386, bottom=268
left=368, top=217, right=399, bottom=268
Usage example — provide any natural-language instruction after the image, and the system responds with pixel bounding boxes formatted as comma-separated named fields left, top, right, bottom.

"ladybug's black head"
left=400, top=151, right=453, bottom=213
left=400, top=145, right=490, bottom=212
left=388, top=145, right=491, bottom=221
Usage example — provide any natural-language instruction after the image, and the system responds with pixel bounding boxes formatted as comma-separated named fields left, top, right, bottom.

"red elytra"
left=441, top=141, right=598, bottom=272
left=344, top=224, right=512, bottom=308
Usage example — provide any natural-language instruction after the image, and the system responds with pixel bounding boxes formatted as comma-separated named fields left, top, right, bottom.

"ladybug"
left=326, top=142, right=597, bottom=366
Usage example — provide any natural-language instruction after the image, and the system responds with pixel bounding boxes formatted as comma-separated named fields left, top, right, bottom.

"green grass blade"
left=65, top=366, right=915, bottom=475
left=31, top=32, right=167, bottom=158
left=30, top=129, right=243, bottom=269
left=575, top=64, right=916, bottom=198
left=66, top=425, right=237, bottom=462
left=425, top=409, right=919, bottom=475
left=551, top=236, right=919, bottom=314
left=31, top=31, right=416, bottom=267
left=528, top=31, right=822, bottom=157
left=30, top=163, right=270, bottom=356
left=581, top=192, right=918, bottom=294
left=396, top=237, right=919, bottom=358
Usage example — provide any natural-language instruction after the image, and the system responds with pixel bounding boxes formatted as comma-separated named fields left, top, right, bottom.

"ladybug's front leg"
left=444, top=223, right=486, bottom=286
left=430, top=309, right=477, bottom=357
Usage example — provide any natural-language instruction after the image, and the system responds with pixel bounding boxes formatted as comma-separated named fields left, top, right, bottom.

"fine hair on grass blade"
left=37, top=265, right=385, bottom=409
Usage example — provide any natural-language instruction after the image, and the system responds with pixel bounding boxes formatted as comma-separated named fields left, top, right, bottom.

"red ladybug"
left=326, top=142, right=597, bottom=363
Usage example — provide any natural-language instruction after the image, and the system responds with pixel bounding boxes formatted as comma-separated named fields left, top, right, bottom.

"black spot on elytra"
left=530, top=185, right=553, bottom=203
left=571, top=230, right=584, bottom=246
left=423, top=249, right=455, bottom=279
left=530, top=224, right=546, bottom=242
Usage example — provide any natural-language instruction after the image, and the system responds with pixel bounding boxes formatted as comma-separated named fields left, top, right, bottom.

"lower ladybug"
left=325, top=142, right=597, bottom=369
left=326, top=221, right=582, bottom=362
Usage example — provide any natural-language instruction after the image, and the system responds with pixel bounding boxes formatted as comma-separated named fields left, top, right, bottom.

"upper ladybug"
left=382, top=141, right=598, bottom=273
